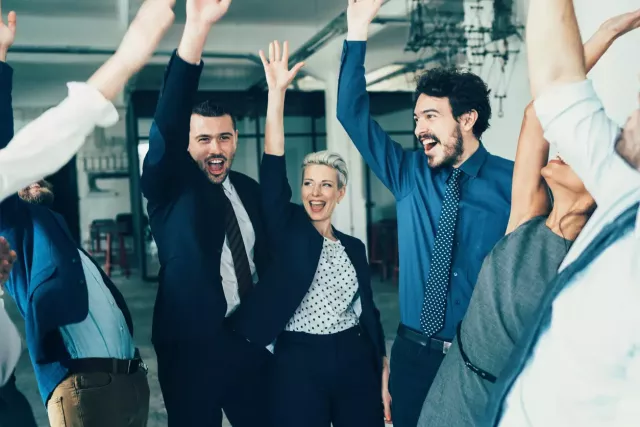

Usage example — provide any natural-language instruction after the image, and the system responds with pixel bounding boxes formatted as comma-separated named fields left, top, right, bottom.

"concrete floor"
left=4, top=268, right=400, bottom=426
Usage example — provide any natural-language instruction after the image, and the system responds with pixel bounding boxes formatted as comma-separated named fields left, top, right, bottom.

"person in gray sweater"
left=418, top=10, right=640, bottom=427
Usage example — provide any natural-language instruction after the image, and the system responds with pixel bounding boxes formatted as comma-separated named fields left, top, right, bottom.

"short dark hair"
left=415, top=67, right=491, bottom=139
left=191, top=100, right=237, bottom=130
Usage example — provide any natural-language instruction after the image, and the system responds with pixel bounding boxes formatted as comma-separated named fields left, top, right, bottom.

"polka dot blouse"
left=285, top=237, right=360, bottom=334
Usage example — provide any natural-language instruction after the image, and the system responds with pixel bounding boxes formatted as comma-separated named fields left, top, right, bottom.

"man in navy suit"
left=140, top=1, right=272, bottom=426
left=0, top=1, right=176, bottom=426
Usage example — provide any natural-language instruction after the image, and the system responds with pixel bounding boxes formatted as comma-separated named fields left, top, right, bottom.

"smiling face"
left=301, top=164, right=346, bottom=223
left=414, top=94, right=465, bottom=169
left=18, top=180, right=54, bottom=206
left=188, top=114, right=238, bottom=184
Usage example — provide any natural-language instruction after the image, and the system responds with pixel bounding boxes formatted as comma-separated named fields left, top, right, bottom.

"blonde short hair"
left=301, top=150, right=348, bottom=189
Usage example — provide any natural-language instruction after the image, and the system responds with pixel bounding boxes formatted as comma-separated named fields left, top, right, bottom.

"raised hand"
left=115, top=0, right=176, bottom=74
left=0, top=0, right=17, bottom=61
left=186, top=0, right=232, bottom=27
left=599, top=9, right=640, bottom=38
left=259, top=41, right=304, bottom=92
left=346, top=0, right=383, bottom=40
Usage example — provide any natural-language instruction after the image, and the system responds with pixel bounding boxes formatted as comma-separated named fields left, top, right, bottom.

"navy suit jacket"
left=229, top=154, right=386, bottom=373
left=141, top=52, right=270, bottom=354
left=0, top=61, right=133, bottom=404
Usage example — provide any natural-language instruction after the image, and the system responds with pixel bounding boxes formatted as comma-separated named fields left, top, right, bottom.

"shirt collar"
left=458, top=142, right=489, bottom=178
left=221, top=175, right=234, bottom=194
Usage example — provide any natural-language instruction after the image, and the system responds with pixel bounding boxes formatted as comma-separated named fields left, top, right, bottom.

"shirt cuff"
left=533, top=79, right=601, bottom=131
left=66, top=82, right=119, bottom=128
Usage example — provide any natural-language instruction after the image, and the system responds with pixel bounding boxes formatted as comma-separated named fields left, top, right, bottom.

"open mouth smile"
left=309, top=201, right=326, bottom=213
left=206, top=158, right=226, bottom=175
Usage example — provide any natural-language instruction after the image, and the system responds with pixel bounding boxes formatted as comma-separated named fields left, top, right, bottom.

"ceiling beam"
left=365, top=52, right=446, bottom=88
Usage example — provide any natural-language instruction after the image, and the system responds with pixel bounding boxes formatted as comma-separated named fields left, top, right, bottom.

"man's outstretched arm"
left=526, top=0, right=586, bottom=98
left=140, top=0, right=231, bottom=203
left=0, top=0, right=176, bottom=203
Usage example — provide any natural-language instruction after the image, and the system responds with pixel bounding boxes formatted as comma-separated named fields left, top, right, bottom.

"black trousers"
left=389, top=330, right=446, bottom=427
left=155, top=328, right=272, bottom=427
left=270, top=327, right=383, bottom=427
left=0, top=372, right=37, bottom=427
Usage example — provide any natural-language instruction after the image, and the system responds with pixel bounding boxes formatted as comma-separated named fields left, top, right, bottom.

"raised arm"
left=259, top=40, right=304, bottom=234
left=525, top=0, right=585, bottom=98
left=140, top=0, right=230, bottom=202
left=337, top=0, right=418, bottom=199
left=505, top=18, right=634, bottom=233
left=529, top=7, right=640, bottom=206
left=0, top=0, right=175, bottom=203
left=0, top=4, right=15, bottom=149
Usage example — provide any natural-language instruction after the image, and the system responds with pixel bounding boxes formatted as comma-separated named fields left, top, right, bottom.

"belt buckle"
left=126, top=359, right=133, bottom=373
left=443, top=341, right=451, bottom=354
left=139, top=360, right=149, bottom=375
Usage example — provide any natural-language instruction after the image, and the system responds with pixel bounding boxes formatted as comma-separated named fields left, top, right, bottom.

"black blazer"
left=140, top=52, right=270, bottom=349
left=230, top=154, right=386, bottom=372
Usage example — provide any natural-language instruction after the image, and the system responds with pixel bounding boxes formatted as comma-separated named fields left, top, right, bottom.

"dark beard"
left=18, top=181, right=55, bottom=206
left=439, top=125, right=464, bottom=168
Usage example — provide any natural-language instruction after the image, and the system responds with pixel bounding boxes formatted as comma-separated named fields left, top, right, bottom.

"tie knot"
left=448, top=168, right=462, bottom=185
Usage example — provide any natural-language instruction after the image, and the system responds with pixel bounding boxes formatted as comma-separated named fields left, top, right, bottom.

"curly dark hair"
left=415, top=67, right=492, bottom=139
left=192, top=99, right=237, bottom=130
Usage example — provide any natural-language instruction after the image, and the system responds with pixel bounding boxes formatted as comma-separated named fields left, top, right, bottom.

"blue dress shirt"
left=59, top=250, right=134, bottom=360
left=336, top=41, right=514, bottom=339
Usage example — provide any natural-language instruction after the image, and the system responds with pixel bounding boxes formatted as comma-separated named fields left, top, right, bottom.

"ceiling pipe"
left=9, top=45, right=263, bottom=65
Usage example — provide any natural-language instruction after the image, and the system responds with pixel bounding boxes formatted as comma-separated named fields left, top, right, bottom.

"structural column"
left=322, top=63, right=369, bottom=248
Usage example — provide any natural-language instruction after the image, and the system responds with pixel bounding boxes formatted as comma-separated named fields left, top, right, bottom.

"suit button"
left=453, top=272, right=458, bottom=277
left=79, top=279, right=85, bottom=285
left=72, top=258, right=78, bottom=263
left=455, top=300, right=461, bottom=305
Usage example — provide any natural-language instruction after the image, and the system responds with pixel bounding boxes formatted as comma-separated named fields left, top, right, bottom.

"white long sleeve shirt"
left=0, top=80, right=119, bottom=203
left=0, top=296, right=21, bottom=386
left=498, top=80, right=640, bottom=427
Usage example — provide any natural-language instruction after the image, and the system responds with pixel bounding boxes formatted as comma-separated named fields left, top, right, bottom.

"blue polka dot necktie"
left=420, top=168, right=463, bottom=337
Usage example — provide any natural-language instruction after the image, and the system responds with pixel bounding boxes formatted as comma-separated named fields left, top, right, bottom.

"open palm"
left=600, top=9, right=640, bottom=37
left=346, top=0, right=383, bottom=30
left=186, top=0, right=231, bottom=26
left=0, top=3, right=17, bottom=51
left=259, top=41, right=304, bottom=92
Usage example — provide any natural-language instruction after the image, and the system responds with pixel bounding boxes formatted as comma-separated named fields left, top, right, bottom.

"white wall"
left=574, top=0, right=640, bottom=125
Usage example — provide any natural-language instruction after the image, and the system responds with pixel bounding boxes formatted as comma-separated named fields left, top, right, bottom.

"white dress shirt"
left=220, top=177, right=258, bottom=316
left=0, top=82, right=118, bottom=203
left=0, top=295, right=22, bottom=386
left=499, top=80, right=640, bottom=427
left=285, top=237, right=360, bottom=334
left=58, top=250, right=135, bottom=360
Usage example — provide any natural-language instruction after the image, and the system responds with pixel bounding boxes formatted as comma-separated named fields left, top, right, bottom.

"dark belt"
left=62, top=357, right=146, bottom=375
left=397, top=324, right=451, bottom=355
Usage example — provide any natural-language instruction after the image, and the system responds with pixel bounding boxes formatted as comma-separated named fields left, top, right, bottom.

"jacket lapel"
left=50, top=211, right=75, bottom=242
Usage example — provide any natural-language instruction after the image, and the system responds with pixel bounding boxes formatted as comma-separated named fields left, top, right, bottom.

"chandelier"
left=405, top=0, right=524, bottom=116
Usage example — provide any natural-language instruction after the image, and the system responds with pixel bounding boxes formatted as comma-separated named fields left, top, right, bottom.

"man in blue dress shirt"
left=337, top=1, right=513, bottom=425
